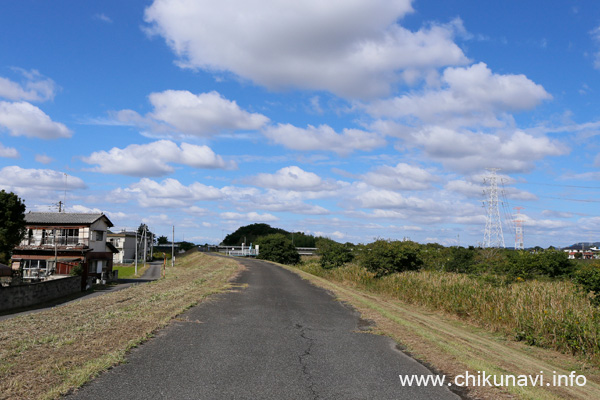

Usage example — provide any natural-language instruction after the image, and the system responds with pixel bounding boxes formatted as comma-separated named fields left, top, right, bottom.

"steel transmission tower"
left=514, top=206, right=524, bottom=250
left=483, top=168, right=505, bottom=248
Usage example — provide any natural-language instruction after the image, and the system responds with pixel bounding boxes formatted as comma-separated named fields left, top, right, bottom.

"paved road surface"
left=68, top=257, right=460, bottom=399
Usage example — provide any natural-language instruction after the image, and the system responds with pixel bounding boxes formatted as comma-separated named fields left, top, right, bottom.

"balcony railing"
left=21, top=236, right=89, bottom=248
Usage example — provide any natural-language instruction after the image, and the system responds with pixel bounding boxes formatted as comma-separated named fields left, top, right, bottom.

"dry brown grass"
left=0, top=252, right=241, bottom=400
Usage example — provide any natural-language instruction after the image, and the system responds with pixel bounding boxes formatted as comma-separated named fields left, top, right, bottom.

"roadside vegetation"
left=283, top=262, right=600, bottom=399
left=256, top=233, right=300, bottom=265
left=0, top=251, right=241, bottom=400
left=295, top=239, right=600, bottom=367
left=0, top=190, right=26, bottom=265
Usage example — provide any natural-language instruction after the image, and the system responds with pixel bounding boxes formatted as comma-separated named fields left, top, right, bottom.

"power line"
left=529, top=182, right=600, bottom=189
left=520, top=182, right=600, bottom=190
left=537, top=195, right=600, bottom=203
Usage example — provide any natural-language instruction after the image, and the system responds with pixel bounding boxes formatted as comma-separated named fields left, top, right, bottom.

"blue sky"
left=1, top=0, right=599, bottom=247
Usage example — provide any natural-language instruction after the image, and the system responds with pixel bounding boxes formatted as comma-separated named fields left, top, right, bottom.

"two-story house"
left=107, top=230, right=153, bottom=264
left=12, top=212, right=118, bottom=285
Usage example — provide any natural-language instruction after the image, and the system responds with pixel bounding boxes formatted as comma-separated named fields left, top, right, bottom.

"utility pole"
left=54, top=228, right=58, bottom=274
left=135, top=230, right=138, bottom=275
left=143, top=225, right=148, bottom=269
left=150, top=228, right=154, bottom=261
left=514, top=207, right=524, bottom=250
left=171, top=225, right=175, bottom=268
left=483, top=168, right=505, bottom=248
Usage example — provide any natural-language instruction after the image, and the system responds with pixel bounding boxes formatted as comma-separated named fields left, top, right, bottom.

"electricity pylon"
left=483, top=168, right=505, bottom=248
left=514, top=206, right=524, bottom=250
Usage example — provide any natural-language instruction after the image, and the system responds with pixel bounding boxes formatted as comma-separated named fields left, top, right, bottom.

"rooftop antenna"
left=62, top=173, right=67, bottom=212
left=483, top=168, right=505, bottom=248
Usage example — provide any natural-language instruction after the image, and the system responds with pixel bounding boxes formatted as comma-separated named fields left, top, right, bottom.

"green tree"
left=316, top=238, right=353, bottom=269
left=444, top=246, right=476, bottom=273
left=0, top=190, right=26, bottom=264
left=256, top=233, right=300, bottom=265
left=537, top=249, right=573, bottom=278
left=177, top=241, right=196, bottom=251
left=574, top=261, right=600, bottom=304
left=222, top=223, right=318, bottom=247
left=419, top=243, right=449, bottom=271
left=156, top=235, right=169, bottom=245
left=358, top=239, right=422, bottom=277
left=223, top=223, right=288, bottom=245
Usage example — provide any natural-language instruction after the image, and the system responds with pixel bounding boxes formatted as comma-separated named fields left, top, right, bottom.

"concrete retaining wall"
left=0, top=276, right=81, bottom=312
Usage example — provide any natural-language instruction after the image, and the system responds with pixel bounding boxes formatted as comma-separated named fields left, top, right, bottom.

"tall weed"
left=298, top=259, right=600, bottom=363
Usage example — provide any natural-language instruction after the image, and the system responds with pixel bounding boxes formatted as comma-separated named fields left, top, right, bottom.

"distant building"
left=565, top=249, right=600, bottom=260
left=12, top=212, right=118, bottom=285
left=108, top=230, right=153, bottom=264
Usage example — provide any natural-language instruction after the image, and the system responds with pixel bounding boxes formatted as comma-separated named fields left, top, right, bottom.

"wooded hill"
left=222, top=223, right=317, bottom=247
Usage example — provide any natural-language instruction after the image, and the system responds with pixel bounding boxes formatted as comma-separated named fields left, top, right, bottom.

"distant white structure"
left=228, top=243, right=259, bottom=257
left=483, top=168, right=505, bottom=248
left=108, top=230, right=152, bottom=264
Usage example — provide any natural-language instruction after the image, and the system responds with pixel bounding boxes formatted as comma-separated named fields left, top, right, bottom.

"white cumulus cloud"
left=403, top=127, right=567, bottom=173
left=144, top=0, right=468, bottom=98
left=263, top=124, right=385, bottom=155
left=82, top=140, right=236, bottom=177
left=252, top=166, right=336, bottom=191
left=0, top=166, right=86, bottom=193
left=361, top=163, right=438, bottom=190
left=0, top=142, right=19, bottom=158
left=115, top=90, right=269, bottom=138
left=366, top=62, right=551, bottom=122
left=0, top=101, right=72, bottom=139
left=220, top=211, right=278, bottom=222
left=0, top=69, right=58, bottom=102
left=123, top=178, right=223, bottom=208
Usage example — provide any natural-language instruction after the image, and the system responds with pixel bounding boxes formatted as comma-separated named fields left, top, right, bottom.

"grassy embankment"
left=284, top=258, right=600, bottom=400
left=0, top=251, right=241, bottom=400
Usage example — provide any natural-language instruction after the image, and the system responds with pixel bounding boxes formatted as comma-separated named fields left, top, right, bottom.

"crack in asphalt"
left=296, top=323, right=319, bottom=400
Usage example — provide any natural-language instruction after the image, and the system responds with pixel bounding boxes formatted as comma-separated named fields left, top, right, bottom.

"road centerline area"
left=68, top=257, right=459, bottom=399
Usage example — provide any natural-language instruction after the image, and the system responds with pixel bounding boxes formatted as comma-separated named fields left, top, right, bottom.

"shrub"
left=445, top=246, right=477, bottom=273
left=574, top=261, right=600, bottom=303
left=256, top=233, right=300, bottom=265
left=70, top=263, right=83, bottom=276
left=316, top=238, right=353, bottom=269
left=358, top=239, right=422, bottom=277
left=419, top=243, right=449, bottom=271
left=503, top=249, right=573, bottom=279
left=537, top=249, right=574, bottom=278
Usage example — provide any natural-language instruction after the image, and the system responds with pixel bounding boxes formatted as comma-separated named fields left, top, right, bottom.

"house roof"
left=24, top=212, right=114, bottom=227
left=108, top=231, right=137, bottom=237
left=106, top=242, right=119, bottom=254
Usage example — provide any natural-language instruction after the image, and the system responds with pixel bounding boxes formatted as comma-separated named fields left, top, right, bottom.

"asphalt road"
left=68, top=257, right=460, bottom=399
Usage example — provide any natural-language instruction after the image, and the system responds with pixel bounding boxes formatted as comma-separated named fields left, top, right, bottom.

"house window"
left=23, top=259, right=48, bottom=278
left=65, top=228, right=79, bottom=245
left=94, top=231, right=104, bottom=241
left=88, top=260, right=103, bottom=274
